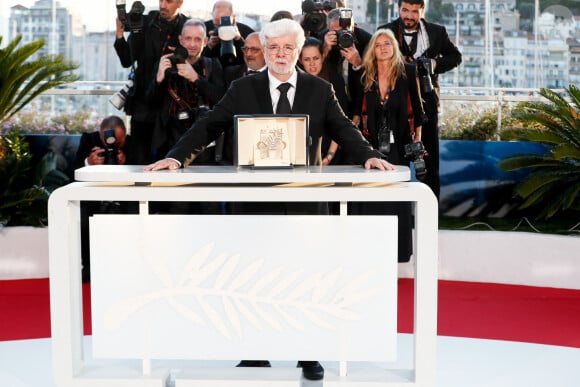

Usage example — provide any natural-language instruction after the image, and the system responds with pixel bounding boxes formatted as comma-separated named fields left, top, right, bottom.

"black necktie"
left=246, top=70, right=259, bottom=75
left=403, top=31, right=418, bottom=55
left=276, top=83, right=292, bottom=114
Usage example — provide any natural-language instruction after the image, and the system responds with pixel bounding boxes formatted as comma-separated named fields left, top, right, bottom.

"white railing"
left=11, top=83, right=558, bottom=137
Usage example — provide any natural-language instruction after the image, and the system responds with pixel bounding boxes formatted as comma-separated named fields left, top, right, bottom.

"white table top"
left=74, top=165, right=411, bottom=184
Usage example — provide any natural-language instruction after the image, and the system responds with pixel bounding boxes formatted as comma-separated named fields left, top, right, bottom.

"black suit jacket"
left=322, top=26, right=372, bottom=118
left=167, top=69, right=383, bottom=166
left=224, top=63, right=248, bottom=88
left=114, top=12, right=189, bottom=121
left=379, top=18, right=462, bottom=90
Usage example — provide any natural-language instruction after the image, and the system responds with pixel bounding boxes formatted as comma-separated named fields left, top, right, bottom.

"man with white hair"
left=145, top=17, right=394, bottom=382
left=146, top=18, right=392, bottom=172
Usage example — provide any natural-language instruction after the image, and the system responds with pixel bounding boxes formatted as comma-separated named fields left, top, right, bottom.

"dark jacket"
left=113, top=11, right=190, bottom=121
left=322, top=26, right=372, bottom=118
left=146, top=57, right=226, bottom=155
left=73, top=132, right=136, bottom=170
left=379, top=18, right=462, bottom=92
left=166, top=69, right=382, bottom=166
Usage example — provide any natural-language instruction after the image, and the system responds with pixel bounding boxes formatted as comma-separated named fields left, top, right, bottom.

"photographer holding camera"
left=113, top=0, right=189, bottom=164
left=203, top=1, right=254, bottom=68
left=379, top=0, right=462, bottom=199
left=321, top=8, right=371, bottom=128
left=74, top=116, right=135, bottom=168
left=73, top=116, right=138, bottom=282
left=147, top=19, right=226, bottom=162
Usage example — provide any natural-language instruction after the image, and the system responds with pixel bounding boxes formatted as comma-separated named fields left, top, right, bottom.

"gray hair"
left=327, top=8, right=341, bottom=23
left=181, top=18, right=207, bottom=35
left=259, top=19, right=305, bottom=50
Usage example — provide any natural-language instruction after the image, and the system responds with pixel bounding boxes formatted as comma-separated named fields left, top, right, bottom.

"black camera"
left=301, top=0, right=336, bottom=34
left=416, top=57, right=434, bottom=94
left=377, top=124, right=391, bottom=155
left=165, top=44, right=188, bottom=76
left=404, top=141, right=428, bottom=179
left=216, top=15, right=237, bottom=62
left=92, top=129, right=118, bottom=165
left=116, top=0, right=145, bottom=33
left=336, top=8, right=355, bottom=49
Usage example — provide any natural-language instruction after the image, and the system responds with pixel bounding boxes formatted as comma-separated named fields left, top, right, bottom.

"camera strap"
left=167, top=86, right=194, bottom=112
left=167, top=58, right=213, bottom=114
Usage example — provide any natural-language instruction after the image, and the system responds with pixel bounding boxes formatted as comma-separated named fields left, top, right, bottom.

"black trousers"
left=422, top=91, right=440, bottom=200
left=129, top=119, right=155, bottom=164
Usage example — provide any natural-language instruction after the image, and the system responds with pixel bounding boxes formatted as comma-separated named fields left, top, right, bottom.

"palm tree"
left=0, top=34, right=77, bottom=226
left=0, top=34, right=79, bottom=125
left=498, top=85, right=580, bottom=219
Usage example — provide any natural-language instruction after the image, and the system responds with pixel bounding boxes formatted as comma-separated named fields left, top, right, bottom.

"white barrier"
left=48, top=165, right=438, bottom=387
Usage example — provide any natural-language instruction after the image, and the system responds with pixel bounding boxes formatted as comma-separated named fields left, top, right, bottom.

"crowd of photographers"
left=100, top=0, right=461, bottom=200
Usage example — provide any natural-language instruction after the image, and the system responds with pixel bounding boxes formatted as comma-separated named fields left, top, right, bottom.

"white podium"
left=48, top=165, right=438, bottom=387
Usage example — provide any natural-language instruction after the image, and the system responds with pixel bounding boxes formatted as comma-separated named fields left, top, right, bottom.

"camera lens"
left=420, top=75, right=433, bottom=93
left=337, top=31, right=354, bottom=49
left=303, top=12, right=326, bottom=33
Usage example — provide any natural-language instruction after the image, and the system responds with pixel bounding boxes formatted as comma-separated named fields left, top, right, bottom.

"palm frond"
left=499, top=86, right=580, bottom=220
left=0, top=34, right=79, bottom=124
left=499, top=155, right=562, bottom=171
left=553, top=144, right=580, bottom=160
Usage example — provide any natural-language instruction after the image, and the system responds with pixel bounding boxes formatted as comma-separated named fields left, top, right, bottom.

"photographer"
left=73, top=116, right=138, bottom=282
left=321, top=8, right=371, bottom=128
left=113, top=0, right=189, bottom=164
left=74, top=116, right=135, bottom=168
left=203, top=0, right=254, bottom=68
left=147, top=18, right=226, bottom=162
left=379, top=0, right=462, bottom=199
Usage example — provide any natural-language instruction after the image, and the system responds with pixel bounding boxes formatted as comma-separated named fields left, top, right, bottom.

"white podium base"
left=63, top=366, right=168, bottom=387
left=174, top=367, right=302, bottom=387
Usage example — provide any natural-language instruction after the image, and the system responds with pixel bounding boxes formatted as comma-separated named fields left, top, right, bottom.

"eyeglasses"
left=241, top=46, right=262, bottom=54
left=266, top=44, right=297, bottom=55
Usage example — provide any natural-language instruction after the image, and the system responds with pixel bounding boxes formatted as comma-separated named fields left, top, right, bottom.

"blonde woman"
left=350, top=28, right=425, bottom=263
left=359, top=28, right=424, bottom=164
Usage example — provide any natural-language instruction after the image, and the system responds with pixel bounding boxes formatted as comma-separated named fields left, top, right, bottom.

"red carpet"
left=1, top=278, right=580, bottom=348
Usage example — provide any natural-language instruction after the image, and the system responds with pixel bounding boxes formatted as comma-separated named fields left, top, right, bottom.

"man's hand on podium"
left=144, top=158, right=180, bottom=171
left=364, top=158, right=396, bottom=171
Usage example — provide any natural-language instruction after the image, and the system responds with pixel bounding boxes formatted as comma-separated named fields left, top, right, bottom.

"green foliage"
left=0, top=34, right=78, bottom=227
left=0, top=131, right=69, bottom=227
left=0, top=34, right=79, bottom=126
left=440, top=104, right=504, bottom=140
left=465, top=113, right=498, bottom=140
left=498, top=85, right=580, bottom=219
